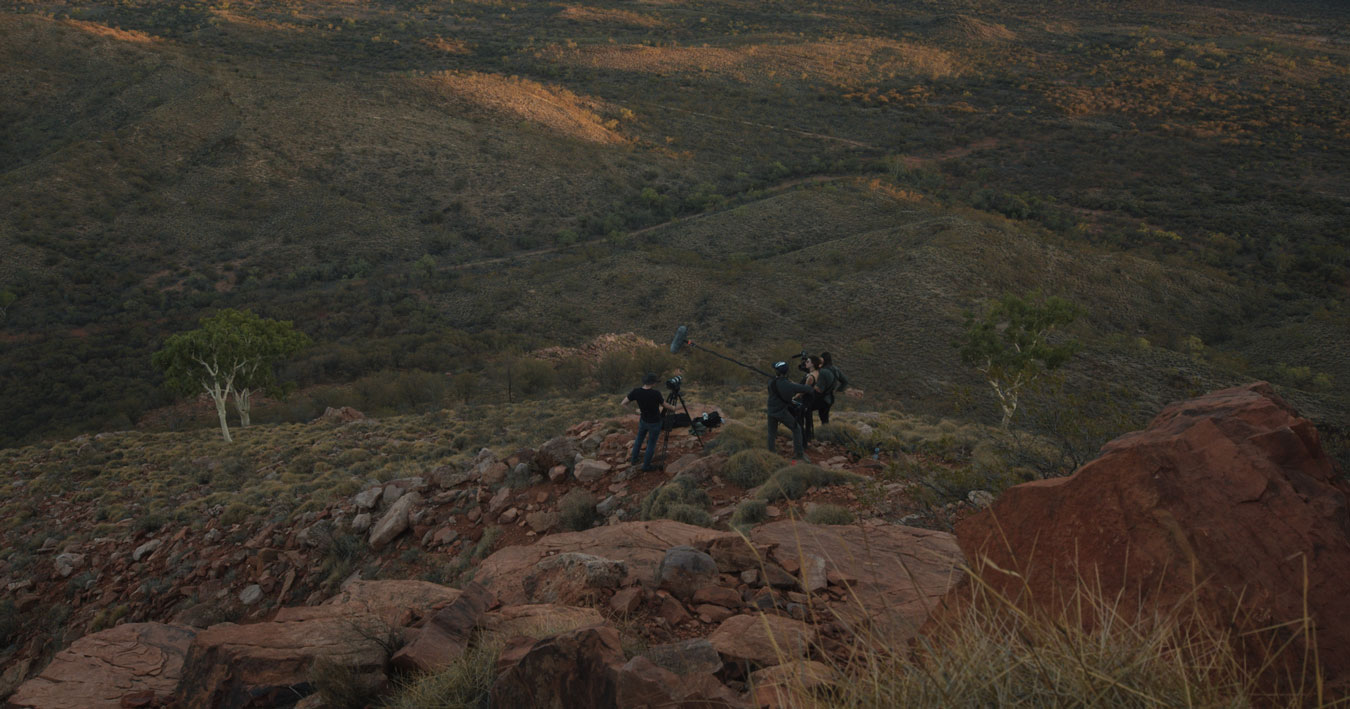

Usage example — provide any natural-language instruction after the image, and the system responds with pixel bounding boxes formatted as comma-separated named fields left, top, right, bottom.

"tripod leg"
left=676, top=392, right=705, bottom=451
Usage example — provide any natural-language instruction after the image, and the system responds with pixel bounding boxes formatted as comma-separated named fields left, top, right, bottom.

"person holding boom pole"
left=767, top=361, right=812, bottom=461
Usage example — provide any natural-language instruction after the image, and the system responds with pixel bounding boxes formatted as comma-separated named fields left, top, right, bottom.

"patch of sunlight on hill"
left=408, top=71, right=629, bottom=145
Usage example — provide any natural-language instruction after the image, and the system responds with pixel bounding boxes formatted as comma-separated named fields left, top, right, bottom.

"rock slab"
left=8, top=623, right=196, bottom=709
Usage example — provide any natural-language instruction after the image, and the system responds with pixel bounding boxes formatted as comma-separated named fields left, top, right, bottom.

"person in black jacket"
left=767, top=361, right=812, bottom=461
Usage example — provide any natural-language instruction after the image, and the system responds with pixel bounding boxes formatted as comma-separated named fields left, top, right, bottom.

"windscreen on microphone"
left=669, top=325, right=689, bottom=354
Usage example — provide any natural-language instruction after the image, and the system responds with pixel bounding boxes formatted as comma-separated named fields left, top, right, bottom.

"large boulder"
left=7, top=623, right=196, bottom=709
left=952, top=383, right=1350, bottom=687
left=472, top=521, right=731, bottom=604
left=489, top=625, right=626, bottom=708
left=368, top=491, right=422, bottom=550
left=390, top=583, right=493, bottom=674
left=654, top=546, right=718, bottom=602
left=177, top=580, right=459, bottom=708
left=707, top=614, right=816, bottom=669
left=748, top=520, right=963, bottom=643
left=523, top=553, right=627, bottom=605
left=490, top=625, right=744, bottom=709
left=536, top=436, right=580, bottom=471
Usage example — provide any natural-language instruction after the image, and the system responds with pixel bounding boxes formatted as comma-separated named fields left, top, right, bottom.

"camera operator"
left=767, top=361, right=812, bottom=461
left=620, top=372, right=672, bottom=472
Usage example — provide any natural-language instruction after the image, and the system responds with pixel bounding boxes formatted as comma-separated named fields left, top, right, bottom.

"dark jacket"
left=766, top=377, right=812, bottom=417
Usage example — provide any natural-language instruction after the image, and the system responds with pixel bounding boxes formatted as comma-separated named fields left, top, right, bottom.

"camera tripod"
left=657, top=385, right=705, bottom=468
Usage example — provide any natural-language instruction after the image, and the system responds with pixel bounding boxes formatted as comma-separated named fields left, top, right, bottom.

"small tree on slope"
left=959, top=292, right=1082, bottom=429
left=153, top=309, right=310, bottom=441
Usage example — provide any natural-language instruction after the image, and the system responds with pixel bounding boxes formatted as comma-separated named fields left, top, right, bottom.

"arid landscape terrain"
left=1, top=0, right=1348, bottom=706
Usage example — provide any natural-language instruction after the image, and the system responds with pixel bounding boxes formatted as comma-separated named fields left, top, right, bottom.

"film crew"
left=621, top=372, right=672, bottom=472
left=767, top=361, right=812, bottom=461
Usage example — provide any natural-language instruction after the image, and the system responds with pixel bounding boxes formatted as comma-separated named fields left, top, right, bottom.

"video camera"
left=796, top=350, right=813, bottom=373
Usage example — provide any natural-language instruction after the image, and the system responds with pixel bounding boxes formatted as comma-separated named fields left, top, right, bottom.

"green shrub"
left=382, top=637, right=501, bottom=709
left=814, top=422, right=867, bottom=452
left=664, top=503, right=714, bottom=527
left=312, top=656, right=387, bottom=709
left=218, top=503, right=251, bottom=526
left=558, top=489, right=598, bottom=531
left=731, top=499, right=767, bottom=527
left=710, top=422, right=760, bottom=455
left=805, top=504, right=854, bottom=525
left=640, top=476, right=710, bottom=522
left=723, top=449, right=785, bottom=489
left=899, top=462, right=1019, bottom=510
left=758, top=465, right=864, bottom=502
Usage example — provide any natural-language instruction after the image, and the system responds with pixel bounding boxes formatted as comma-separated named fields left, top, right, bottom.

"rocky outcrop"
left=490, top=625, right=744, bottom=709
left=390, top=583, right=493, bottom=674
left=954, top=383, right=1350, bottom=686
left=472, top=521, right=731, bottom=604
left=748, top=520, right=963, bottom=643
left=490, top=625, right=626, bottom=708
left=6, top=623, right=195, bottom=709
left=368, top=491, right=422, bottom=550
left=707, top=614, right=816, bottom=669
left=176, top=580, right=458, bottom=709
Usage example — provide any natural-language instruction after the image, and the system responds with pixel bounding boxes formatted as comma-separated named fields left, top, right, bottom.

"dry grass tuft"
left=768, top=562, right=1332, bottom=708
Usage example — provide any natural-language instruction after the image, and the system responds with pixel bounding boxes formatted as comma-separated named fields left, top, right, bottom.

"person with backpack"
left=767, top=361, right=812, bottom=461
left=801, top=355, right=826, bottom=442
left=814, top=351, right=848, bottom=426
left=621, top=372, right=672, bottom=471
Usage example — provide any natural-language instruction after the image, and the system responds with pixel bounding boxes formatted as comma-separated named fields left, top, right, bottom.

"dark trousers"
left=631, top=418, right=662, bottom=469
left=767, top=411, right=805, bottom=459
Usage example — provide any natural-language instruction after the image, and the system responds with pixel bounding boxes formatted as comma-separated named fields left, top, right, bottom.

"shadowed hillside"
left=1, top=0, right=1348, bottom=446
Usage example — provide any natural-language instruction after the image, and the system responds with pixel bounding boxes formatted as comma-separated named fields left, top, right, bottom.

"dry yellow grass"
left=408, top=70, right=627, bottom=145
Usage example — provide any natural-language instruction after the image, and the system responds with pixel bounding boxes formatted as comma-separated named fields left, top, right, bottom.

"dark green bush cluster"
left=640, top=475, right=712, bottom=527
left=723, top=449, right=785, bottom=489
left=731, top=499, right=767, bottom=527
left=813, top=423, right=870, bottom=456
left=805, top=504, right=855, bottom=525
left=758, top=464, right=863, bottom=502
left=558, top=489, right=598, bottom=531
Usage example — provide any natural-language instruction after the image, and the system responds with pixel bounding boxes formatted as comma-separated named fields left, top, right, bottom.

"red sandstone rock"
left=953, top=383, right=1350, bottom=688
left=472, top=521, right=731, bottom=604
left=748, top=520, right=962, bottom=644
left=489, top=625, right=625, bottom=708
left=389, top=583, right=493, bottom=674
left=609, top=587, right=644, bottom=614
left=480, top=604, right=605, bottom=645
left=707, top=614, right=816, bottom=669
left=7, top=624, right=195, bottom=709
left=176, top=580, right=456, bottom=708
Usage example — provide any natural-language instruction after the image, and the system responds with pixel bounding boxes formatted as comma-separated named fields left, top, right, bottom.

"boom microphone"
left=669, top=325, right=688, bottom=354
